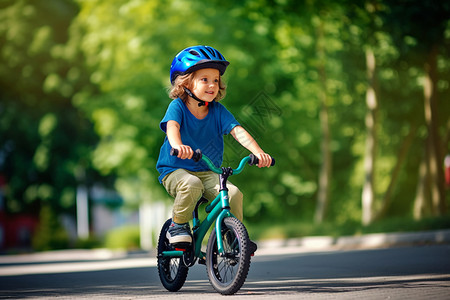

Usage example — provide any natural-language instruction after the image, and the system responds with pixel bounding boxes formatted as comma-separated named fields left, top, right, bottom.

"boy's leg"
left=162, top=169, right=204, bottom=224
left=162, top=169, right=204, bottom=244
left=200, top=171, right=243, bottom=221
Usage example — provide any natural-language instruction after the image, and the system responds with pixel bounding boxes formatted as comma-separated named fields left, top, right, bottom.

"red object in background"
left=0, top=174, right=39, bottom=250
left=445, top=155, right=450, bottom=187
left=0, top=212, right=38, bottom=250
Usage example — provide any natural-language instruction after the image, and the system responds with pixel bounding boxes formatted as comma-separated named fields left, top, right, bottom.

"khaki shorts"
left=162, top=169, right=243, bottom=224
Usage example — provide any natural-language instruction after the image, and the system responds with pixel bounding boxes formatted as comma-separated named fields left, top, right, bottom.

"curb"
left=0, top=248, right=128, bottom=264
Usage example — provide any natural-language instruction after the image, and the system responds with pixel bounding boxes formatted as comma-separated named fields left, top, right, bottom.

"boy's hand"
left=255, top=152, right=272, bottom=168
left=173, top=145, right=193, bottom=160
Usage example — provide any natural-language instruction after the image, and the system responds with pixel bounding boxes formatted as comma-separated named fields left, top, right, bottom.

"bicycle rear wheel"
left=206, top=217, right=251, bottom=295
left=157, top=219, right=189, bottom=292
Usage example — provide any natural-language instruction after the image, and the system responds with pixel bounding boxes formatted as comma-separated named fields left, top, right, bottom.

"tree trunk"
left=314, top=17, right=332, bottom=224
left=423, top=44, right=446, bottom=215
left=362, top=48, right=378, bottom=226
left=414, top=143, right=433, bottom=219
left=374, top=123, right=417, bottom=221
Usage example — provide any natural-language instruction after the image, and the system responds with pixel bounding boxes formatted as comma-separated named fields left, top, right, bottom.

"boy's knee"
left=172, top=174, right=204, bottom=223
left=228, top=186, right=243, bottom=221
left=179, top=175, right=203, bottom=193
left=229, top=186, right=243, bottom=203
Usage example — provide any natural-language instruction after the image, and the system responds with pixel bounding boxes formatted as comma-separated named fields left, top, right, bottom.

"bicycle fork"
left=213, top=167, right=235, bottom=254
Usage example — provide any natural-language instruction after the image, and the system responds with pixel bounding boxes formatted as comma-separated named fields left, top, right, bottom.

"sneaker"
left=249, top=240, right=257, bottom=255
left=166, top=221, right=192, bottom=244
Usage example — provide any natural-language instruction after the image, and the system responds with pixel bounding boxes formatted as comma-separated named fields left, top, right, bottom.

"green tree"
left=72, top=0, right=212, bottom=206
left=0, top=0, right=100, bottom=223
left=379, top=0, right=450, bottom=218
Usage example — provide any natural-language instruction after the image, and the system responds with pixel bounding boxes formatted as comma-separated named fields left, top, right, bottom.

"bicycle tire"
left=157, top=219, right=189, bottom=292
left=206, top=217, right=251, bottom=295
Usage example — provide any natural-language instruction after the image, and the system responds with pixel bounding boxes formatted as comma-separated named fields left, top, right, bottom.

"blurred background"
left=0, top=0, right=449, bottom=253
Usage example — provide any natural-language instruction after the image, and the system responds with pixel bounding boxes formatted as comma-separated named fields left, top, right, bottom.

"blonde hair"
left=169, top=71, right=227, bottom=102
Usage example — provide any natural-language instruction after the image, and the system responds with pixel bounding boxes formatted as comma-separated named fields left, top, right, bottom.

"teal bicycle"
left=157, top=149, right=275, bottom=295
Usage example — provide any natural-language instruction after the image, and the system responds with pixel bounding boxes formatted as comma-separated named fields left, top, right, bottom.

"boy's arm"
left=166, top=120, right=193, bottom=159
left=230, top=125, right=272, bottom=168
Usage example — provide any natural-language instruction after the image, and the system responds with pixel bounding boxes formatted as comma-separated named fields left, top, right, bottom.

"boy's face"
left=189, top=68, right=220, bottom=103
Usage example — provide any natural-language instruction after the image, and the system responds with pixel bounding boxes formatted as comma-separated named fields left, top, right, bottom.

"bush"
left=75, top=236, right=101, bottom=249
left=104, top=225, right=140, bottom=250
left=32, top=205, right=69, bottom=251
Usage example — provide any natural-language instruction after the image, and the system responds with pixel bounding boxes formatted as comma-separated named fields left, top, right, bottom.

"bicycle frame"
left=161, top=154, right=252, bottom=259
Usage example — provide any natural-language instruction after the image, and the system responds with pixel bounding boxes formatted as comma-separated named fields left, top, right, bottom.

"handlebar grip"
left=170, top=148, right=202, bottom=162
left=170, top=148, right=179, bottom=157
left=249, top=154, right=276, bottom=166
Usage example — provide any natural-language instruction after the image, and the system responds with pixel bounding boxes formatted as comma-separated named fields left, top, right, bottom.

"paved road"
left=0, top=245, right=449, bottom=299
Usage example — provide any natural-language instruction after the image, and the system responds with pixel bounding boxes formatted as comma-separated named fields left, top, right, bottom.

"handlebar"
left=248, top=153, right=276, bottom=167
left=170, top=148, right=202, bottom=162
left=170, top=148, right=275, bottom=175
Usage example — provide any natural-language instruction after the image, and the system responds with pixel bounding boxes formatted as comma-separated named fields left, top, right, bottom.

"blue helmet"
left=170, top=45, right=230, bottom=84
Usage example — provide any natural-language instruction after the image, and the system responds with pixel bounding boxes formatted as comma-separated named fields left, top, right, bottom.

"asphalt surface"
left=0, top=229, right=449, bottom=299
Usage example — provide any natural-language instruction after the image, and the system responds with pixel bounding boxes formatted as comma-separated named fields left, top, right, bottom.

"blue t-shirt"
left=156, top=98, right=240, bottom=183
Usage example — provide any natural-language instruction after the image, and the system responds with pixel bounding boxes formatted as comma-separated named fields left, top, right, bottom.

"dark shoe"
left=249, top=240, right=257, bottom=255
left=198, top=252, right=207, bottom=265
left=166, top=221, right=192, bottom=244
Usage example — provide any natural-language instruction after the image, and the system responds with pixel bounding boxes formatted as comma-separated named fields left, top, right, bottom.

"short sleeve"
left=160, top=99, right=183, bottom=133
left=217, top=103, right=240, bottom=135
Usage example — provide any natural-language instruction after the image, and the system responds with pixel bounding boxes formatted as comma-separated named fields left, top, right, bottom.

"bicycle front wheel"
left=206, top=217, right=251, bottom=295
left=157, top=219, right=189, bottom=292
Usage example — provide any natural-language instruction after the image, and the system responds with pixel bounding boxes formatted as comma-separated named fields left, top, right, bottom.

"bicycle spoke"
left=214, top=235, right=241, bottom=284
left=217, top=258, right=231, bottom=283
left=170, top=259, right=179, bottom=279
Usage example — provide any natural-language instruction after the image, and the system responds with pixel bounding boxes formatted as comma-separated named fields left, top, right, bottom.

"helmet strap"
left=184, top=87, right=208, bottom=107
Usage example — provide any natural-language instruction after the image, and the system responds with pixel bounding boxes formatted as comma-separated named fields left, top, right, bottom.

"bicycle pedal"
left=198, top=257, right=206, bottom=265
left=171, top=242, right=191, bottom=250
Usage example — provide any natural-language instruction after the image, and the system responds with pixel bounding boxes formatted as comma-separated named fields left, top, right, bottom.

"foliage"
left=103, top=225, right=140, bottom=250
left=32, top=205, right=69, bottom=251
left=75, top=236, right=101, bottom=249
left=0, top=0, right=102, bottom=217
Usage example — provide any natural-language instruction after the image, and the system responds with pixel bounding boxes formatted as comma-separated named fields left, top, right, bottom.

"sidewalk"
left=1, top=229, right=449, bottom=263
left=258, top=228, right=450, bottom=254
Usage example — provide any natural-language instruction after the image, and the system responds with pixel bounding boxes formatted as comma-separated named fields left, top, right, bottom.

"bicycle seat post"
left=218, top=167, right=233, bottom=211
left=219, top=167, right=233, bottom=192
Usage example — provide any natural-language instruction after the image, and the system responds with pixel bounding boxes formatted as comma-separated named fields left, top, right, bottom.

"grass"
left=246, top=215, right=450, bottom=241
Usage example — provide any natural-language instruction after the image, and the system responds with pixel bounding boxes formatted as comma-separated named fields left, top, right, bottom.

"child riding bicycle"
left=156, top=45, right=273, bottom=253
